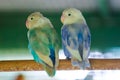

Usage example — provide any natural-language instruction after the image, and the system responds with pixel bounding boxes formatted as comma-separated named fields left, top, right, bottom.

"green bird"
left=25, top=12, right=60, bottom=77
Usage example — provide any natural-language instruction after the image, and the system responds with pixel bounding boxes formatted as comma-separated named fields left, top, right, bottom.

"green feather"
left=43, top=65, right=56, bottom=77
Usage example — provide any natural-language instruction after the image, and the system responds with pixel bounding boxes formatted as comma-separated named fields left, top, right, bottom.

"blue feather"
left=78, top=33, right=83, bottom=44
left=62, top=44, right=71, bottom=58
left=61, top=23, right=90, bottom=60
left=49, top=46, right=55, bottom=65
left=62, top=25, right=71, bottom=58
left=28, top=44, right=43, bottom=63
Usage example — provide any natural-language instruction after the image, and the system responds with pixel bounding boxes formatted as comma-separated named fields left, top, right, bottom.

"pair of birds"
left=25, top=8, right=91, bottom=77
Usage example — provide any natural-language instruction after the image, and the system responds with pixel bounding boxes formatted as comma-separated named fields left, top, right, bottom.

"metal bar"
left=0, top=59, right=120, bottom=71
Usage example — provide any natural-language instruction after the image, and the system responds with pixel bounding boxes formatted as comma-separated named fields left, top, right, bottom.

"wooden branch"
left=0, top=59, right=120, bottom=71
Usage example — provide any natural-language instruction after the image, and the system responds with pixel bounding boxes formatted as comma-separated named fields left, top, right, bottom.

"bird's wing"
left=61, top=25, right=71, bottom=58
left=28, top=27, right=54, bottom=67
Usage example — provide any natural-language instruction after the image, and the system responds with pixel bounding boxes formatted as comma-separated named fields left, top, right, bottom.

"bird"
left=25, top=12, right=60, bottom=77
left=61, top=8, right=91, bottom=69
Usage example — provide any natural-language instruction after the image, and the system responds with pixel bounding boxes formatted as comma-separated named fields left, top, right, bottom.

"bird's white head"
left=61, top=8, right=86, bottom=25
left=26, top=12, right=50, bottom=29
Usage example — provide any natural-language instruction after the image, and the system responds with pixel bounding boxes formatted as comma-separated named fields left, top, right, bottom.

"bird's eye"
left=68, top=13, right=71, bottom=16
left=30, top=17, right=34, bottom=20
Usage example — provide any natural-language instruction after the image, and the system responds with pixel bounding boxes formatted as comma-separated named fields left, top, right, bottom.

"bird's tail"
left=43, top=65, right=56, bottom=77
left=72, top=58, right=90, bottom=69
left=79, top=59, right=90, bottom=69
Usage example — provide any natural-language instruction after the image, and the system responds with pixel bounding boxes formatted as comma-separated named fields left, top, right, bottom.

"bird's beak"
left=26, top=20, right=29, bottom=29
left=61, top=14, right=65, bottom=23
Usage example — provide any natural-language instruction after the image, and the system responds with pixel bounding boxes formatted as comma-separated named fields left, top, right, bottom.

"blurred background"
left=0, top=0, right=120, bottom=59
left=0, top=0, right=120, bottom=80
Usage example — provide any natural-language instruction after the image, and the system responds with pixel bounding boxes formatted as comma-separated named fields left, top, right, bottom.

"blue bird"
left=61, top=8, right=91, bottom=69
